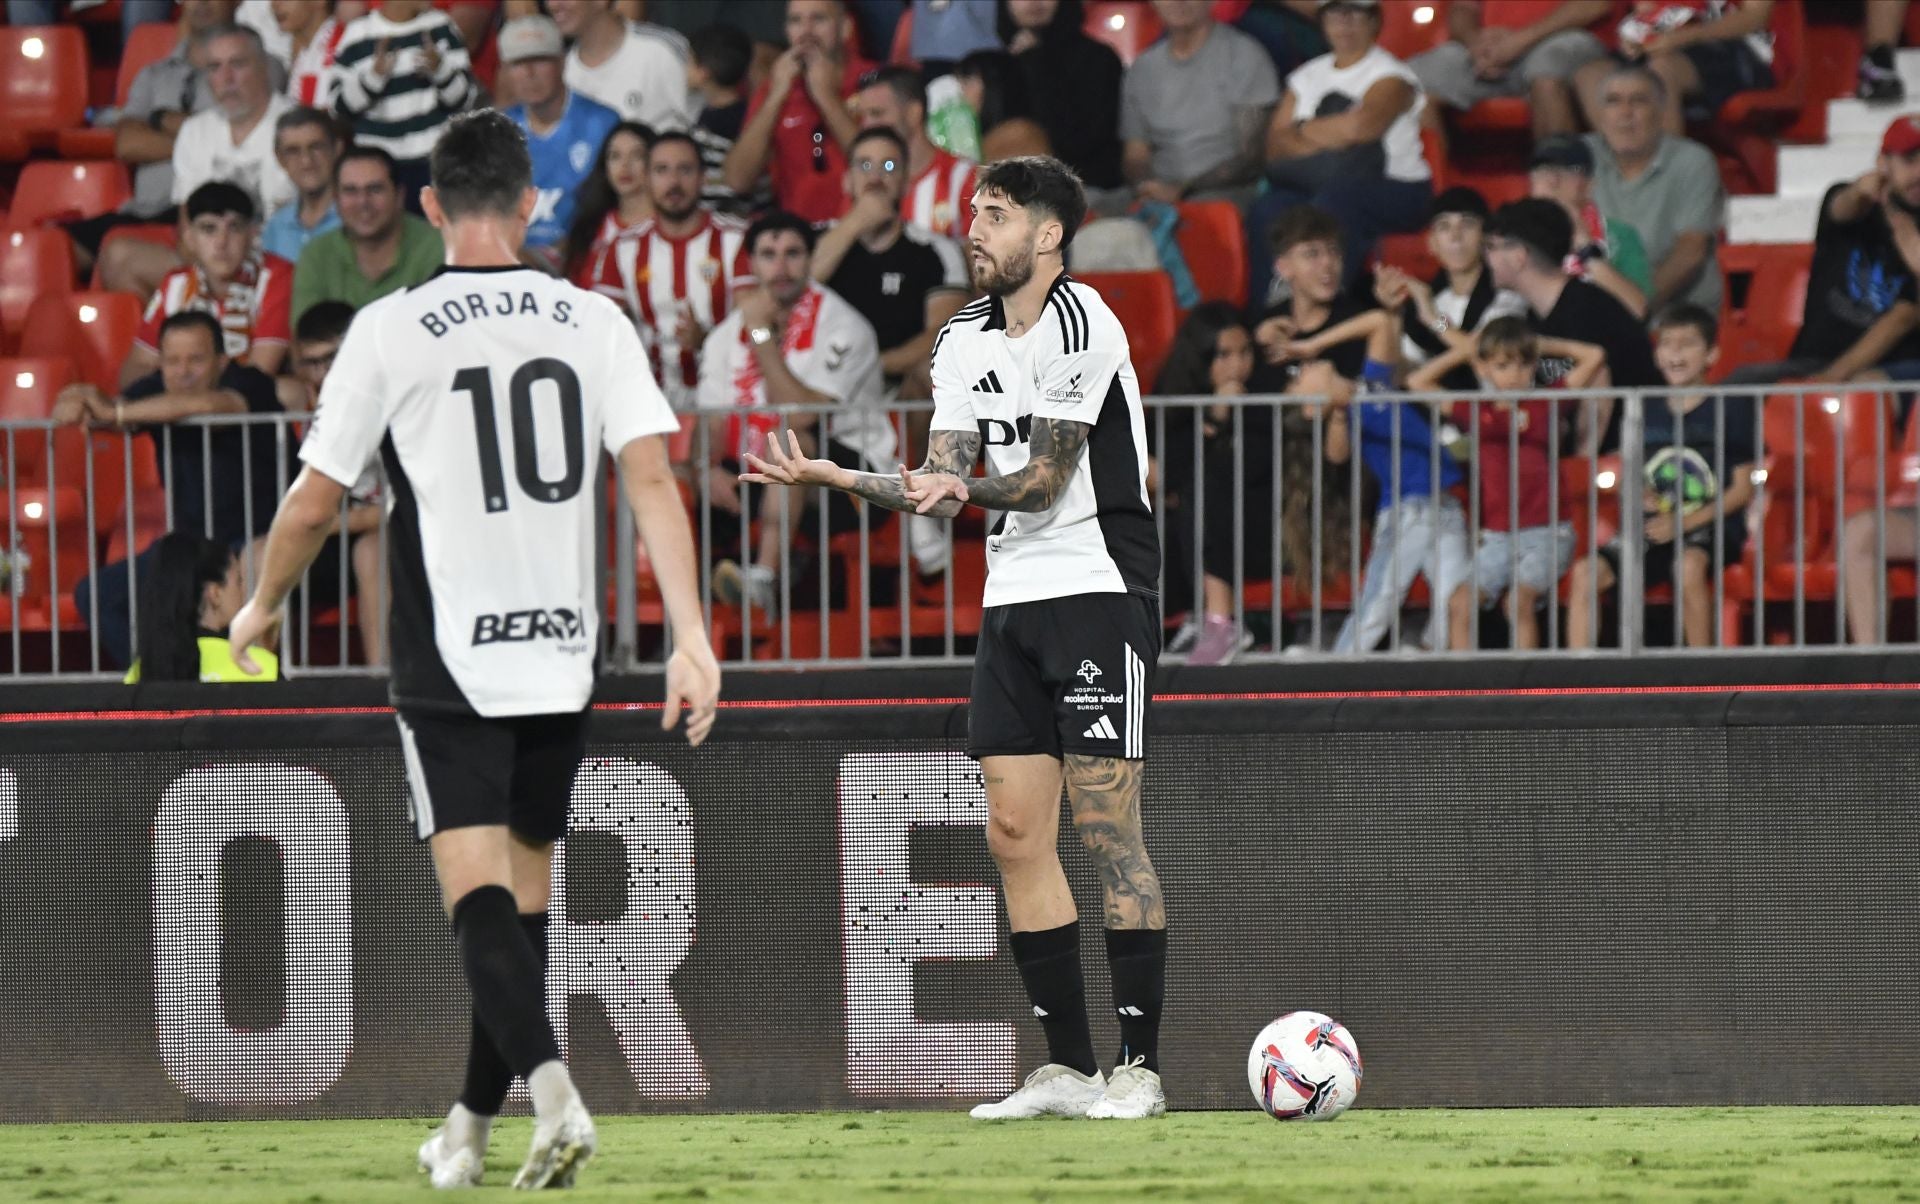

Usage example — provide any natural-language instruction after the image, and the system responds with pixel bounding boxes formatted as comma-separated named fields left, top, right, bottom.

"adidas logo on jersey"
left=1083, top=715, right=1118, bottom=740
left=971, top=371, right=1005, bottom=393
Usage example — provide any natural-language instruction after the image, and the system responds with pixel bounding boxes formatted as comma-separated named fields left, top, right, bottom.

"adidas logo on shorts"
left=1083, top=715, right=1118, bottom=740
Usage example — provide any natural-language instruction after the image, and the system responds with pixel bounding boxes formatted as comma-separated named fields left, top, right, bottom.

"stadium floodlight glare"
left=77, top=305, right=98, bottom=323
left=23, top=501, right=43, bottom=521
left=1414, top=5, right=1436, bottom=23
left=1109, top=13, right=1126, bottom=30
left=1822, top=396, right=1842, bottom=415
left=14, top=372, right=34, bottom=389
left=22, top=35, right=43, bottom=59
left=1596, top=469, right=1617, bottom=489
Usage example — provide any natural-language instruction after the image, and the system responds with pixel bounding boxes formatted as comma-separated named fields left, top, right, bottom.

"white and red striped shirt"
left=605, top=210, right=750, bottom=410
left=134, top=250, right=293, bottom=362
left=289, top=18, right=347, bottom=109
left=902, top=148, right=978, bottom=244
left=576, top=210, right=647, bottom=301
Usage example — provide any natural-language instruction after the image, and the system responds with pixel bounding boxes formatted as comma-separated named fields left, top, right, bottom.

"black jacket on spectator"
left=124, top=363, right=289, bottom=549
left=1007, top=0, right=1124, bottom=189
left=1791, top=182, right=1920, bottom=366
left=1534, top=278, right=1661, bottom=389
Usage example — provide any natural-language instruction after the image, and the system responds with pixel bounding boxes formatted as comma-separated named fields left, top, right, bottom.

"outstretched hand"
left=740, top=428, right=844, bottom=488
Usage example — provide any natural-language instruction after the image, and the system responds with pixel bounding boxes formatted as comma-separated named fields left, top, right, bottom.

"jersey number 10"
left=452, top=359, right=586, bottom=513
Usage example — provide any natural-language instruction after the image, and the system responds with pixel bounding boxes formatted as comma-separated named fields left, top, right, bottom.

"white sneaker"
left=968, top=1064, right=1106, bottom=1119
left=1086, top=1057, right=1167, bottom=1119
left=510, top=1097, right=596, bottom=1190
left=418, top=1131, right=485, bottom=1190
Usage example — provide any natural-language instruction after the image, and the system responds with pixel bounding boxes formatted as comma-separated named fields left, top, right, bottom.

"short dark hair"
left=274, top=105, right=336, bottom=147
left=428, top=109, right=533, bottom=220
left=1653, top=302, right=1719, bottom=347
left=184, top=180, right=255, bottom=223
left=1485, top=198, right=1574, bottom=267
left=646, top=129, right=701, bottom=164
left=1268, top=204, right=1342, bottom=256
left=1475, top=315, right=1539, bottom=363
left=295, top=300, right=355, bottom=345
left=746, top=210, right=816, bottom=256
left=158, top=310, right=225, bottom=353
left=974, top=155, right=1087, bottom=251
left=334, top=143, right=398, bottom=186
left=689, top=22, right=752, bottom=88
left=1429, top=185, right=1489, bottom=224
left=859, top=64, right=926, bottom=113
left=849, top=124, right=907, bottom=161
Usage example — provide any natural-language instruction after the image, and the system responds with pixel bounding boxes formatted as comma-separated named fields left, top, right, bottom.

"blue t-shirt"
left=509, top=91, right=622, bottom=249
left=1355, top=386, right=1463, bottom=513
left=260, top=201, right=341, bottom=264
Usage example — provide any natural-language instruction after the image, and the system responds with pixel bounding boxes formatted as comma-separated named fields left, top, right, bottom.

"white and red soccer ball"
left=1247, top=1011, right=1362, bottom=1121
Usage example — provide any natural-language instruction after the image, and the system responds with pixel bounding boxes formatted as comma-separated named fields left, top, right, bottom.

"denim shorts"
left=1471, top=523, right=1576, bottom=601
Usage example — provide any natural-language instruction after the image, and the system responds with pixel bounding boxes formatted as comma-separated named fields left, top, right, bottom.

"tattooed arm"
left=739, top=427, right=982, bottom=518
left=742, top=418, right=1094, bottom=519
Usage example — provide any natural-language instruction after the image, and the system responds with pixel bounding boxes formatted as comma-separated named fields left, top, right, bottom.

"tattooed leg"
left=1065, top=754, right=1165, bottom=930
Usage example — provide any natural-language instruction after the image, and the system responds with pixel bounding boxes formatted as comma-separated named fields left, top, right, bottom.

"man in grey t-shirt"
left=1117, top=0, right=1278, bottom=208
left=1584, top=61, right=1724, bottom=316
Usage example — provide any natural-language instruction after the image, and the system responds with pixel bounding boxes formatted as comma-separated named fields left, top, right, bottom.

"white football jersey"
left=301, top=266, right=678, bottom=717
left=929, top=275, right=1158, bottom=608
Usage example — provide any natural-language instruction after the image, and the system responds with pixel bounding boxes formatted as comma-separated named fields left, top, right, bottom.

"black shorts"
left=395, top=708, right=590, bottom=843
left=969, top=591, right=1161, bottom=761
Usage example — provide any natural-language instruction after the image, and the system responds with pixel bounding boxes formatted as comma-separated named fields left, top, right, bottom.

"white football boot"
left=969, top=1064, right=1107, bottom=1119
left=511, top=1095, right=597, bottom=1190
left=1085, top=1056, right=1167, bottom=1119
left=418, top=1104, right=489, bottom=1189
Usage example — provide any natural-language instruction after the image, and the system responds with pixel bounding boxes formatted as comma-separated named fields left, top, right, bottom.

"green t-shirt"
left=1603, top=216, right=1654, bottom=302
left=292, top=215, right=444, bottom=325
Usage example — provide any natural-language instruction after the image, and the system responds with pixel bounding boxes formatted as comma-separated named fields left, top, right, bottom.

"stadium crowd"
left=5, top=0, right=1920, bottom=670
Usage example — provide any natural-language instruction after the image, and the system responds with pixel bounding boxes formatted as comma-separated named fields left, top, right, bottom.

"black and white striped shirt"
left=328, top=10, right=476, bottom=164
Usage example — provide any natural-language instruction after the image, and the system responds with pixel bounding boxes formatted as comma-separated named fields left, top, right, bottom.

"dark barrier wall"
left=3, top=687, right=1918, bottom=1122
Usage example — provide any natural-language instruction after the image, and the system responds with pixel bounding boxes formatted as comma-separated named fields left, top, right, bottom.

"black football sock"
left=1870, top=43, right=1898, bottom=71
left=1009, top=921, right=1098, bottom=1077
left=452, top=886, right=561, bottom=1082
left=458, top=912, right=550, bottom=1116
left=1106, top=927, right=1167, bottom=1073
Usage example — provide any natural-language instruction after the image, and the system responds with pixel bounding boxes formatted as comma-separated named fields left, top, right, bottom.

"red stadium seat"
left=889, top=6, right=915, bottom=64
left=0, top=26, right=90, bottom=160
left=7, top=161, right=132, bottom=230
left=88, top=222, right=177, bottom=289
left=1716, top=243, right=1811, bottom=377
left=8, top=484, right=91, bottom=631
left=1699, top=1, right=1808, bottom=195
left=1083, top=1, right=1162, bottom=66
left=1174, top=200, right=1247, bottom=308
left=0, top=357, right=71, bottom=422
left=1073, top=270, right=1177, bottom=391
left=19, top=291, right=143, bottom=393
left=59, top=22, right=176, bottom=156
left=1378, top=0, right=1447, bottom=61
left=0, top=228, right=75, bottom=353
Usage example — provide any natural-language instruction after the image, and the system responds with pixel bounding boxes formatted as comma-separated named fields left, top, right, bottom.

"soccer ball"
left=1247, top=1011, right=1362, bottom=1121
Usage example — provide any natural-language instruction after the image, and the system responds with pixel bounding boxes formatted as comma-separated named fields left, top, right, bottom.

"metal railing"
left=4, top=381, right=1917, bottom=679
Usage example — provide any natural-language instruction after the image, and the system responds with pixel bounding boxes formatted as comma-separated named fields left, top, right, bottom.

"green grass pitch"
left=3, top=1108, right=1919, bottom=1201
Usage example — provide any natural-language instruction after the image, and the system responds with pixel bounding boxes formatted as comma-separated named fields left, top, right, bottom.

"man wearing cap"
left=1528, top=134, right=1651, bottom=319
left=1584, top=61, right=1723, bottom=316
left=1724, top=115, right=1920, bottom=386
left=1483, top=198, right=1662, bottom=454
left=501, top=15, right=624, bottom=262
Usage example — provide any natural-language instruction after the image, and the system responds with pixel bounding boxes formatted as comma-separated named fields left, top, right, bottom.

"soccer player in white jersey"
left=743, top=156, right=1168, bottom=1121
left=226, top=110, right=721, bottom=1188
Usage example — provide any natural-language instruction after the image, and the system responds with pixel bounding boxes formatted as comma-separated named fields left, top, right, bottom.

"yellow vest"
left=124, top=637, right=281, bottom=683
